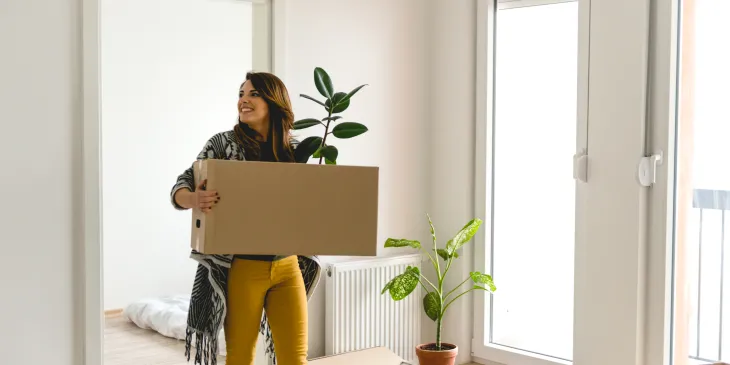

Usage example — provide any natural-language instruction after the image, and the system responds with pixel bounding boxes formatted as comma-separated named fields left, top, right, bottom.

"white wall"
left=282, top=0, right=432, bottom=358
left=102, top=0, right=451, bottom=360
left=0, top=0, right=475, bottom=363
left=100, top=0, right=255, bottom=310
left=0, top=0, right=82, bottom=364
left=426, top=1, right=478, bottom=364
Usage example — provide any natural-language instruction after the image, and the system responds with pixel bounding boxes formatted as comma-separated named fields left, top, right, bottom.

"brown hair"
left=234, top=71, right=295, bottom=162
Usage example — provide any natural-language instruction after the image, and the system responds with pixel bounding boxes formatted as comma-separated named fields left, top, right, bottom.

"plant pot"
left=415, top=343, right=458, bottom=365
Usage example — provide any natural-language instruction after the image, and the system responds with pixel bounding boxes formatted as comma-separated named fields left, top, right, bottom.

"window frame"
left=645, top=0, right=681, bottom=363
left=498, top=0, right=577, bottom=10
left=474, top=0, right=680, bottom=363
left=472, top=0, right=583, bottom=364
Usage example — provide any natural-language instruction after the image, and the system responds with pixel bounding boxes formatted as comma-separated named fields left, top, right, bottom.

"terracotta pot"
left=415, top=343, right=458, bottom=365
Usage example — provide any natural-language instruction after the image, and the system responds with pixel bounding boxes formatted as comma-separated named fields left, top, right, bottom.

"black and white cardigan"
left=170, top=130, right=322, bottom=365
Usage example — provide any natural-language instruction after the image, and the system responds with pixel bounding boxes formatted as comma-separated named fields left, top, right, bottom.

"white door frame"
left=472, top=1, right=584, bottom=364
left=80, top=1, right=286, bottom=363
left=645, top=0, right=681, bottom=363
left=473, top=0, right=680, bottom=364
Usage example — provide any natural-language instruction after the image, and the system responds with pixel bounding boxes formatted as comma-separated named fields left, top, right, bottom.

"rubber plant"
left=293, top=67, right=368, bottom=164
left=381, top=215, right=496, bottom=365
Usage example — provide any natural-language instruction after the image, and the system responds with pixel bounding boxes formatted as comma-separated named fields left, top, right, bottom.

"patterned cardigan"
left=170, top=130, right=322, bottom=365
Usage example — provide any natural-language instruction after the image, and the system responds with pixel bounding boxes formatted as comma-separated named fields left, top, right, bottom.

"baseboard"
left=104, top=308, right=123, bottom=318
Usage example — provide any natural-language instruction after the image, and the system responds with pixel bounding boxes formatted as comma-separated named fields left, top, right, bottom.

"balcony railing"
left=689, top=188, right=730, bottom=363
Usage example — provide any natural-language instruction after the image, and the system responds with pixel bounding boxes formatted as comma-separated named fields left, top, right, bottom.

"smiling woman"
left=238, top=82, right=271, bottom=132
left=231, top=72, right=297, bottom=163
left=166, top=69, right=322, bottom=364
left=81, top=0, right=286, bottom=364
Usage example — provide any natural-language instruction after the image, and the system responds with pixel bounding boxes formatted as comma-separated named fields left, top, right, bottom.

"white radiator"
left=324, top=254, right=422, bottom=364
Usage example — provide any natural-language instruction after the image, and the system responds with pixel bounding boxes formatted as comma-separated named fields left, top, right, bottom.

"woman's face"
left=238, top=80, right=269, bottom=127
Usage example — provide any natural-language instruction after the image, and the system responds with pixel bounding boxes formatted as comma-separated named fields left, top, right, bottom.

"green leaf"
left=293, top=118, right=322, bottom=130
left=300, top=94, right=326, bottom=107
left=470, top=272, right=496, bottom=292
left=320, top=145, right=338, bottom=162
left=387, top=266, right=420, bottom=301
left=427, top=214, right=436, bottom=242
left=423, top=292, right=441, bottom=321
left=293, top=136, right=323, bottom=163
left=381, top=276, right=396, bottom=295
left=332, top=101, right=350, bottom=113
left=333, top=84, right=368, bottom=109
left=314, top=67, right=334, bottom=99
left=325, top=157, right=337, bottom=165
left=473, top=285, right=493, bottom=292
left=313, top=147, right=322, bottom=159
left=325, top=92, right=350, bottom=114
left=340, top=84, right=368, bottom=104
left=332, top=122, right=368, bottom=139
left=384, top=238, right=421, bottom=249
left=323, top=116, right=342, bottom=122
left=435, top=248, right=459, bottom=261
left=446, top=218, right=483, bottom=254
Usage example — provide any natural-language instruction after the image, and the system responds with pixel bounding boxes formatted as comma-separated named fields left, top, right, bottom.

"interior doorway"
left=87, top=0, right=277, bottom=363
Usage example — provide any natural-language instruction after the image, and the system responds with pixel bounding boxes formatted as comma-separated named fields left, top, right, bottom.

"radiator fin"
left=325, top=255, right=422, bottom=363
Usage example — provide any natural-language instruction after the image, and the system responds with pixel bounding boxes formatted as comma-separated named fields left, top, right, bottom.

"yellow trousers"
left=225, top=256, right=308, bottom=365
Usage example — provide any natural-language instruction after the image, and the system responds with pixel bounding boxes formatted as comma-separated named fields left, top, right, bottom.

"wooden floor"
left=105, top=314, right=481, bottom=365
left=104, top=315, right=225, bottom=365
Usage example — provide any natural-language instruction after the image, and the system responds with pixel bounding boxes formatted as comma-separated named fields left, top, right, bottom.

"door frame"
left=645, top=0, right=682, bottom=363
left=472, top=1, right=584, bottom=364
left=80, top=1, right=286, bottom=363
left=473, top=0, right=681, bottom=364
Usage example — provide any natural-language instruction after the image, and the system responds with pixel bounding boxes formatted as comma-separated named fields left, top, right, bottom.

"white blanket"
left=123, top=295, right=227, bottom=356
left=123, top=295, right=271, bottom=363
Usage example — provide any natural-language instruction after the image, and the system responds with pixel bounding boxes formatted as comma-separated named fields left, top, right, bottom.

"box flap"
left=309, top=347, right=408, bottom=365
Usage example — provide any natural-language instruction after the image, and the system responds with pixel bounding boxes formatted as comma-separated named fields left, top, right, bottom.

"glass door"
left=475, top=0, right=730, bottom=363
left=473, top=1, right=580, bottom=364
left=489, top=0, right=578, bottom=361
left=662, top=0, right=730, bottom=364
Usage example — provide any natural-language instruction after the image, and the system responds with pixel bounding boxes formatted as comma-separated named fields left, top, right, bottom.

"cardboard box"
left=309, top=347, right=408, bottom=365
left=190, top=159, right=379, bottom=256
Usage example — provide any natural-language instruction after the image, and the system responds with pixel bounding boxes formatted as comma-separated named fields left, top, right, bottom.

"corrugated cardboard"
left=190, top=159, right=379, bottom=256
left=309, top=347, right=408, bottom=365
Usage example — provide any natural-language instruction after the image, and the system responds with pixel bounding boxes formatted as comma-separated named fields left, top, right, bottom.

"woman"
left=170, top=71, right=322, bottom=365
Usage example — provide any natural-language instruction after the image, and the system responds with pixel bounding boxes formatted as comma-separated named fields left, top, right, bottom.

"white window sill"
left=472, top=343, right=570, bottom=365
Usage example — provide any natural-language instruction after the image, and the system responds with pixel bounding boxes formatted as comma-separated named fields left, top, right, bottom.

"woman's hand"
left=176, top=179, right=219, bottom=213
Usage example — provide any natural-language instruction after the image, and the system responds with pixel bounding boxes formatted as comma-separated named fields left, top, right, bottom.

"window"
left=474, top=0, right=578, bottom=364
left=477, top=0, right=719, bottom=364
left=665, top=0, right=730, bottom=363
left=491, top=0, right=578, bottom=360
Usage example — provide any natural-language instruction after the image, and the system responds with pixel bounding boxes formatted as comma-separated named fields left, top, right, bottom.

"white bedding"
left=123, top=295, right=273, bottom=363
left=123, top=295, right=227, bottom=356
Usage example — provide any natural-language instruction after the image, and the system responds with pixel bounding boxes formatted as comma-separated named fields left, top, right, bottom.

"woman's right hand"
left=177, top=179, right=219, bottom=212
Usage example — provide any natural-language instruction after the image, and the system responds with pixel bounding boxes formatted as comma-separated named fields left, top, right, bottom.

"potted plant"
left=293, top=67, right=369, bottom=164
left=381, top=215, right=496, bottom=365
